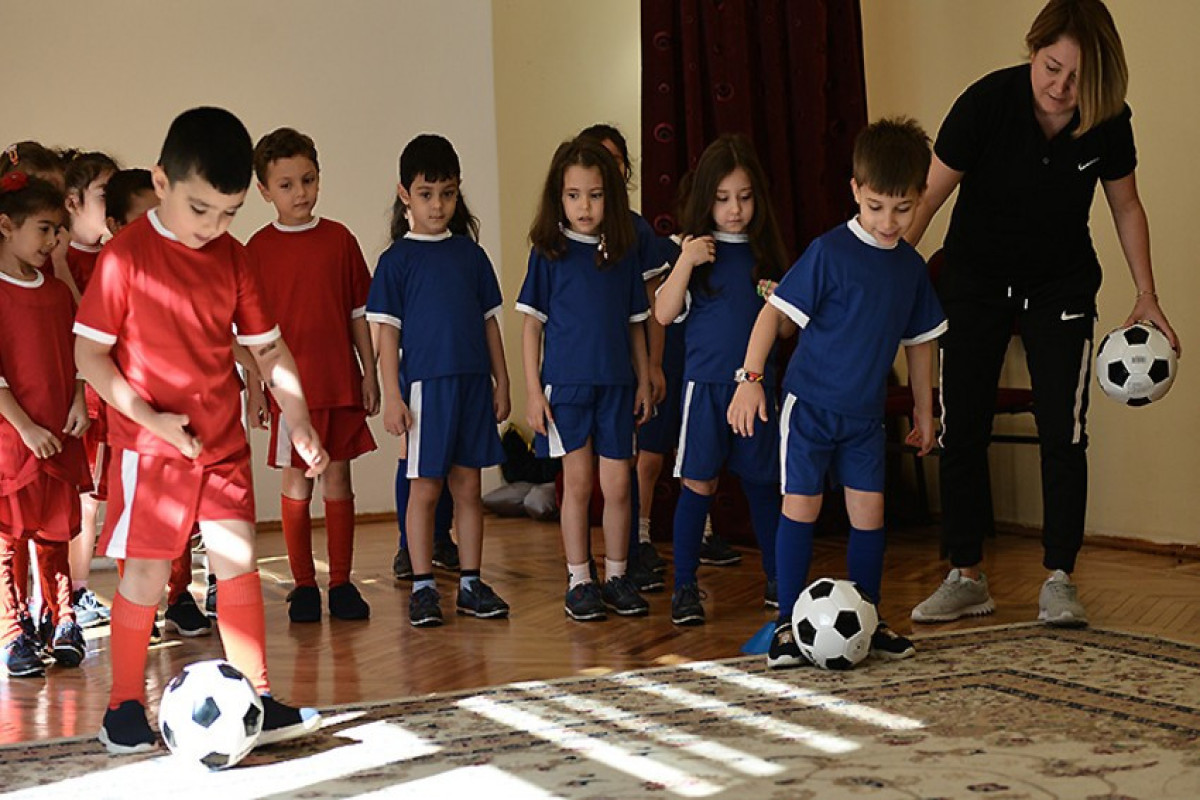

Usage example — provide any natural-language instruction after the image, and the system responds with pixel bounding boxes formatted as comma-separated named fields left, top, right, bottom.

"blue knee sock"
left=742, top=481, right=780, bottom=582
left=434, top=483, right=454, bottom=545
left=847, top=526, right=886, bottom=605
left=394, top=459, right=410, bottom=549
left=672, top=486, right=713, bottom=589
left=628, top=468, right=641, bottom=568
left=776, top=516, right=815, bottom=625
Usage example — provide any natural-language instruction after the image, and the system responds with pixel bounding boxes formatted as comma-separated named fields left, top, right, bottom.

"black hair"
left=158, top=107, right=254, bottom=194
left=253, top=128, right=319, bottom=184
left=105, top=168, right=155, bottom=224
left=578, top=123, right=633, bottom=184
left=0, top=173, right=66, bottom=228
left=851, top=117, right=931, bottom=197
left=389, top=133, right=479, bottom=242
left=63, top=151, right=119, bottom=205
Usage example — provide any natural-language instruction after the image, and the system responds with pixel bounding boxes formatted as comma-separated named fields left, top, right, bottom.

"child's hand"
left=756, top=279, right=778, bottom=299
left=383, top=396, right=413, bottom=437
left=290, top=421, right=329, bottom=477
left=727, top=382, right=768, bottom=438
left=148, top=412, right=202, bottom=460
left=63, top=394, right=91, bottom=438
left=362, top=372, right=381, bottom=417
left=649, top=364, right=667, bottom=405
left=905, top=409, right=937, bottom=456
left=246, top=380, right=270, bottom=430
left=634, top=381, right=654, bottom=426
left=680, top=235, right=716, bottom=269
left=19, top=423, right=63, bottom=459
left=526, top=390, right=553, bottom=437
left=493, top=382, right=511, bottom=424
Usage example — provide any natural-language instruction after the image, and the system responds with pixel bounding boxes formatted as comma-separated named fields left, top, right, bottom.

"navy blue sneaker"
left=257, top=694, right=322, bottom=747
left=3, top=633, right=45, bottom=678
left=564, top=582, right=606, bottom=621
left=456, top=581, right=510, bottom=619
left=432, top=540, right=460, bottom=572
left=637, top=540, right=667, bottom=574
left=699, top=533, right=741, bottom=566
left=767, top=621, right=807, bottom=670
left=670, top=583, right=706, bottom=626
left=601, top=575, right=649, bottom=617
left=629, top=559, right=665, bottom=593
left=51, top=619, right=87, bottom=667
left=870, top=622, right=916, bottom=660
left=409, top=586, right=443, bottom=628
left=764, top=580, right=779, bottom=609
left=165, top=592, right=214, bottom=636
left=98, top=700, right=157, bottom=754
left=392, top=546, right=414, bottom=580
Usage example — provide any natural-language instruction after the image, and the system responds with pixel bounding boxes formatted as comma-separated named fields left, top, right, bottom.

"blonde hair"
left=1026, top=0, right=1128, bottom=136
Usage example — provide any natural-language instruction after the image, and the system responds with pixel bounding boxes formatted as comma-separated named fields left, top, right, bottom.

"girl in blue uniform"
left=517, top=137, right=654, bottom=621
left=654, top=135, right=789, bottom=625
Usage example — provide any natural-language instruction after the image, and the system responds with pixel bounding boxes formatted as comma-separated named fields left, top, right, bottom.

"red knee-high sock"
left=324, top=497, right=356, bottom=587
left=217, top=571, right=269, bottom=693
left=108, top=592, right=158, bottom=708
left=280, top=496, right=316, bottom=588
left=34, top=540, right=74, bottom=625
left=167, top=545, right=193, bottom=606
left=0, top=538, right=24, bottom=643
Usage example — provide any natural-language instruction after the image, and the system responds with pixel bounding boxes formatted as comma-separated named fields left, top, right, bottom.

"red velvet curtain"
left=640, top=0, right=867, bottom=257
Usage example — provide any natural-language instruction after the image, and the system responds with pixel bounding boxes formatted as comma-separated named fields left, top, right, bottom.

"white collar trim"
left=404, top=230, right=452, bottom=242
left=272, top=217, right=320, bottom=233
left=712, top=231, right=749, bottom=244
left=561, top=225, right=600, bottom=245
left=69, top=241, right=102, bottom=253
left=147, top=208, right=180, bottom=242
left=848, top=217, right=895, bottom=250
left=0, top=269, right=45, bottom=288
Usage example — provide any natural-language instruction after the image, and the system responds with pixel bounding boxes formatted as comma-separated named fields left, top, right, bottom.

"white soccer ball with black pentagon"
left=1096, top=322, right=1177, bottom=406
left=159, top=659, right=263, bottom=770
left=791, top=578, right=878, bottom=670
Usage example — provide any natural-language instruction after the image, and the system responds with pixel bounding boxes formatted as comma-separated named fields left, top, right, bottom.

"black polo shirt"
left=936, top=64, right=1137, bottom=305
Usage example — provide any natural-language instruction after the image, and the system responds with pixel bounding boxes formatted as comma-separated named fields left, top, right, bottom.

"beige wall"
left=1, top=0, right=504, bottom=520
left=862, top=0, right=1199, bottom=544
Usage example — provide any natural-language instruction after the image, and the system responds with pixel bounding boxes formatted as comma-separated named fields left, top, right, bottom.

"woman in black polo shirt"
left=905, top=0, right=1180, bottom=628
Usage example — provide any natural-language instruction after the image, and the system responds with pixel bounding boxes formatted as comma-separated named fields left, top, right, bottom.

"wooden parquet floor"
left=3, top=514, right=1198, bottom=745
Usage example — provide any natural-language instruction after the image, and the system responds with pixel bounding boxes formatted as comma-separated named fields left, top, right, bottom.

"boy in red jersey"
left=247, top=128, right=378, bottom=623
left=75, top=108, right=327, bottom=754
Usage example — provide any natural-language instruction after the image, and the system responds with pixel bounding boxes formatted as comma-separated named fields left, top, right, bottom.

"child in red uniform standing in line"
left=247, top=128, right=378, bottom=623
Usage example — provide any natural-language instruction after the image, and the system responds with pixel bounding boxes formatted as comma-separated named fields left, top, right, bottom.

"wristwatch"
left=734, top=368, right=764, bottom=384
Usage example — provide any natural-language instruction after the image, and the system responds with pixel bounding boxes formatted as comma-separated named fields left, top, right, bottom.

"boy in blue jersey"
left=728, top=117, right=947, bottom=669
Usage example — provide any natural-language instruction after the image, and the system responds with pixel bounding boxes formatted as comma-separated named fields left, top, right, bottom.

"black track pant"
left=938, top=296, right=1094, bottom=573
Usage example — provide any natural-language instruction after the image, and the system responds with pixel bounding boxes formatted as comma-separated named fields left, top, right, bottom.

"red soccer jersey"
left=0, top=271, right=88, bottom=494
left=246, top=218, right=370, bottom=410
left=74, top=210, right=279, bottom=466
left=67, top=242, right=102, bottom=292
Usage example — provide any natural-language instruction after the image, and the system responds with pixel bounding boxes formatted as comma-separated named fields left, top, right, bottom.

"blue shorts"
left=638, top=371, right=682, bottom=454
left=780, top=394, right=885, bottom=495
left=405, top=375, right=505, bottom=479
left=536, top=384, right=636, bottom=460
left=675, top=381, right=779, bottom=485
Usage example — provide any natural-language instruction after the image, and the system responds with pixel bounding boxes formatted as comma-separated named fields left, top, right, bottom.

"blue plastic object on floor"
left=741, top=620, right=776, bottom=655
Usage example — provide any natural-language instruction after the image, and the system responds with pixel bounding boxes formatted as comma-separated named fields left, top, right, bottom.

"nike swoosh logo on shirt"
left=1061, top=311, right=1087, bottom=321
left=1078, top=157, right=1100, bottom=171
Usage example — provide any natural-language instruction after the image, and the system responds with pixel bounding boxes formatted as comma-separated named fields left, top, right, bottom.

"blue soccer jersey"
left=366, top=232, right=502, bottom=381
left=769, top=219, right=946, bottom=418
left=672, top=232, right=775, bottom=385
left=516, top=228, right=650, bottom=386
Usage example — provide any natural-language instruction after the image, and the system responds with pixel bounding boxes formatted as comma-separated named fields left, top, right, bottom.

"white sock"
left=605, top=558, right=627, bottom=581
left=567, top=562, right=592, bottom=589
left=702, top=516, right=714, bottom=541
left=637, top=518, right=652, bottom=545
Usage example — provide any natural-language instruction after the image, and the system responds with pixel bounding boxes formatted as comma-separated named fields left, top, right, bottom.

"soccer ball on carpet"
left=791, top=578, right=878, bottom=670
left=159, top=659, right=263, bottom=770
left=1095, top=321, right=1177, bottom=406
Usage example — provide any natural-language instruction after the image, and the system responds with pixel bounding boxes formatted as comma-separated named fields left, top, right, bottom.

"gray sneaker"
left=911, top=568, right=996, bottom=623
left=1038, top=570, right=1088, bottom=628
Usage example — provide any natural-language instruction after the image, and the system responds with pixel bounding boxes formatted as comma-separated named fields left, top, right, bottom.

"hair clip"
left=3, top=145, right=17, bottom=167
left=0, top=170, right=29, bottom=194
left=597, top=233, right=608, bottom=261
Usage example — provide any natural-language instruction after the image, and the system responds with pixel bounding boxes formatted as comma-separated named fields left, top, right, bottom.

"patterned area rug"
left=4, top=625, right=1199, bottom=799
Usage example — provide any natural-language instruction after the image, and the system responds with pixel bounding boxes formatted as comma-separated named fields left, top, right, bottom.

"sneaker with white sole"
left=256, top=695, right=321, bottom=747
left=911, top=568, right=996, bottom=623
left=72, top=588, right=110, bottom=629
left=98, top=700, right=158, bottom=754
left=164, top=593, right=214, bottom=637
left=1038, top=570, right=1088, bottom=628
left=870, top=622, right=916, bottom=660
left=767, top=621, right=807, bottom=670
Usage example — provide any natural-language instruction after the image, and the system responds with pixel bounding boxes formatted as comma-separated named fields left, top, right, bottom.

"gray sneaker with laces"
left=1038, top=570, right=1088, bottom=628
left=911, top=568, right=996, bottom=623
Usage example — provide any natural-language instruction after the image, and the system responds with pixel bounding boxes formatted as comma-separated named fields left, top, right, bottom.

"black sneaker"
left=149, top=621, right=162, bottom=645
left=3, top=633, right=45, bottom=678
left=409, top=586, right=443, bottom=627
left=51, top=619, right=87, bottom=667
left=699, top=533, right=742, bottom=566
left=432, top=540, right=460, bottom=571
left=98, top=699, right=158, bottom=754
left=670, top=583, right=706, bottom=626
left=637, top=540, right=667, bottom=574
left=257, top=694, right=322, bottom=747
left=870, top=622, right=916, bottom=660
left=456, top=580, right=510, bottom=619
left=164, top=593, right=214, bottom=637
left=767, top=622, right=807, bottom=670
left=601, top=575, right=650, bottom=617
left=564, top=582, right=606, bottom=621
left=72, top=588, right=109, bottom=629
left=204, top=573, right=218, bottom=617
left=328, top=582, right=371, bottom=620
left=287, top=585, right=322, bottom=623
left=392, top=546, right=414, bottom=580
left=764, top=580, right=779, bottom=609
left=17, top=613, right=44, bottom=658
left=36, top=607, right=54, bottom=655
left=629, top=558, right=665, bottom=592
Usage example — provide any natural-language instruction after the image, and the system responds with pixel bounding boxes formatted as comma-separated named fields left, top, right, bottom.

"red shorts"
left=83, top=389, right=110, bottom=500
left=267, top=407, right=376, bottom=469
left=0, top=474, right=81, bottom=544
left=99, top=449, right=256, bottom=560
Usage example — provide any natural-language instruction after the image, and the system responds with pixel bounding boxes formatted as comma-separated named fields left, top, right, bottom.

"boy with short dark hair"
left=75, top=107, right=327, bottom=752
left=247, top=127, right=378, bottom=623
left=728, top=116, right=947, bottom=669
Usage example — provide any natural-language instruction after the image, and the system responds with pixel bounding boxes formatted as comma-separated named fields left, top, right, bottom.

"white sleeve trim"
left=484, top=304, right=503, bottom=321
left=73, top=322, right=118, bottom=346
left=901, top=319, right=949, bottom=346
left=366, top=311, right=402, bottom=329
left=236, top=325, right=282, bottom=346
left=0, top=376, right=8, bottom=388
left=768, top=294, right=810, bottom=329
left=351, top=305, right=367, bottom=320
left=653, top=284, right=691, bottom=323
left=515, top=302, right=548, bottom=324
left=629, top=309, right=651, bottom=323
left=642, top=261, right=671, bottom=280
